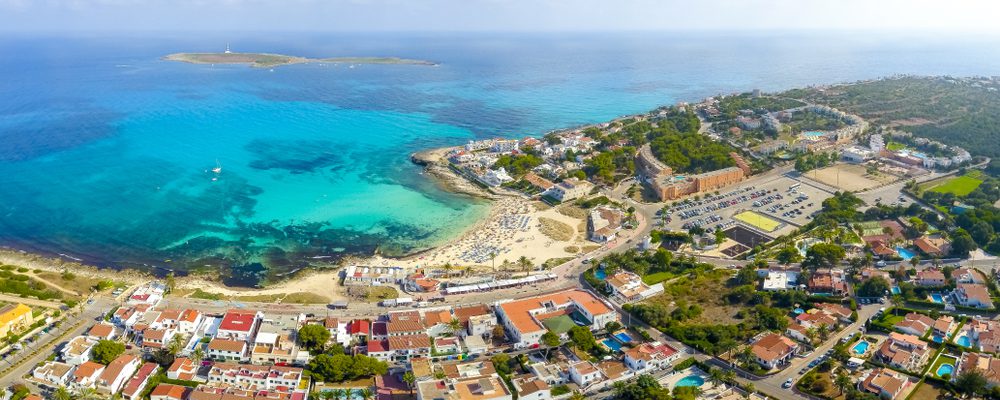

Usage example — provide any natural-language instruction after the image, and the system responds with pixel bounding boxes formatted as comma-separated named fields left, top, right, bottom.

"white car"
left=783, top=379, right=794, bottom=389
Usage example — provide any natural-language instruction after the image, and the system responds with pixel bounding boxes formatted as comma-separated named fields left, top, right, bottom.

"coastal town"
left=3, top=80, right=1000, bottom=400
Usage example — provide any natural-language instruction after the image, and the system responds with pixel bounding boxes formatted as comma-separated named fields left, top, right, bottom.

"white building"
left=495, top=289, right=617, bottom=348
left=481, top=168, right=514, bottom=187
left=97, top=354, right=141, bottom=395
left=623, top=341, right=680, bottom=372
left=33, top=361, right=75, bottom=386
left=543, top=178, right=593, bottom=202
left=568, top=361, right=603, bottom=388
left=605, top=271, right=663, bottom=303
left=341, top=265, right=406, bottom=286
left=206, top=362, right=304, bottom=393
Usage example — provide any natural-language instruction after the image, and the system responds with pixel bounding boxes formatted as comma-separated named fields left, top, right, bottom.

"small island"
left=164, top=51, right=437, bottom=68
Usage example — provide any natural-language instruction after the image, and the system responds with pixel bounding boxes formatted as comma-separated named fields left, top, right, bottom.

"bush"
left=551, top=385, right=571, bottom=396
left=15, top=267, right=27, bottom=273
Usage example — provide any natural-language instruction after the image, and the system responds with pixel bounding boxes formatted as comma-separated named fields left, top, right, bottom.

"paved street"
left=0, top=296, right=116, bottom=389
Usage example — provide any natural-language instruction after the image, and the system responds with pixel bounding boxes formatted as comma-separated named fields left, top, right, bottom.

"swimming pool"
left=937, top=363, right=955, bottom=377
left=896, top=246, right=916, bottom=261
left=956, top=335, right=972, bottom=347
left=676, top=375, right=706, bottom=387
left=852, top=341, right=870, bottom=355
left=603, top=338, right=623, bottom=352
left=793, top=308, right=805, bottom=315
left=803, top=131, right=825, bottom=138
left=594, top=268, right=606, bottom=280
left=614, top=332, right=634, bottom=343
left=931, top=293, right=945, bottom=304
left=891, top=286, right=901, bottom=295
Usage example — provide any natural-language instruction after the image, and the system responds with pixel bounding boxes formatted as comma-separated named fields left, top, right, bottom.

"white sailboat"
left=212, top=159, right=223, bottom=174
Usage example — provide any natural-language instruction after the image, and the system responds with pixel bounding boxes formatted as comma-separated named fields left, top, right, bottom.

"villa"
left=588, top=206, right=625, bottom=243
left=807, top=269, right=848, bottom=295
left=954, top=283, right=994, bottom=309
left=876, top=332, right=929, bottom=372
left=543, top=178, right=592, bottom=202
left=814, top=303, right=854, bottom=323
left=511, top=377, right=551, bottom=400
left=121, top=362, right=159, bottom=400
left=61, top=336, right=99, bottom=366
left=568, top=361, right=604, bottom=388
left=933, top=315, right=956, bottom=338
left=954, top=268, right=986, bottom=284
left=495, top=289, right=617, bottom=348
left=453, top=304, right=497, bottom=338
left=915, top=269, right=946, bottom=287
left=97, top=354, right=141, bottom=395
left=761, top=267, right=799, bottom=292
left=0, top=303, right=32, bottom=338
left=32, top=361, right=75, bottom=386
left=622, top=341, right=679, bottom=372
left=215, top=309, right=262, bottom=341
left=604, top=271, right=664, bottom=303
left=751, top=333, right=799, bottom=369
left=860, top=368, right=909, bottom=399
left=913, top=235, right=951, bottom=257
left=894, top=313, right=935, bottom=336
left=956, top=352, right=1000, bottom=387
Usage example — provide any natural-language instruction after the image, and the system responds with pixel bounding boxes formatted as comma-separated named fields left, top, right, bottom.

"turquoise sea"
left=2, top=32, right=1000, bottom=285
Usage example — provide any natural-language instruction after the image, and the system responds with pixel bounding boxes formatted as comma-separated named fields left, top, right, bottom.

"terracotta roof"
left=122, top=362, right=158, bottom=397
left=88, top=323, right=115, bottom=338
left=387, top=320, right=424, bottom=334
left=100, top=354, right=139, bottom=384
left=348, top=319, right=370, bottom=335
left=498, top=289, right=613, bottom=334
left=74, top=361, right=105, bottom=381
left=208, top=338, right=246, bottom=353
left=752, top=333, right=797, bottom=362
left=150, top=383, right=191, bottom=399
left=423, top=310, right=452, bottom=328
left=388, top=334, right=431, bottom=350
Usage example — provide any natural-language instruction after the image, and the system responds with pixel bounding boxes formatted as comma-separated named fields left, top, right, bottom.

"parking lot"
left=658, top=174, right=832, bottom=238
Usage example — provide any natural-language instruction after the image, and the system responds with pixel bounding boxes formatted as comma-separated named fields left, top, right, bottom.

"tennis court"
left=733, top=210, right=781, bottom=232
left=542, top=315, right=577, bottom=334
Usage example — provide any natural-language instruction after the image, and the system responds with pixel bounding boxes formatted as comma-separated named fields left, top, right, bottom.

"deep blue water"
left=3, top=31, right=1000, bottom=285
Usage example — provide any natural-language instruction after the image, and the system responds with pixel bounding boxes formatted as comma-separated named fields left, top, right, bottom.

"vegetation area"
left=785, top=109, right=847, bottom=133
left=708, top=93, right=805, bottom=121
left=919, top=170, right=985, bottom=196
left=915, top=171, right=1000, bottom=255
left=795, top=152, right=838, bottom=173
left=493, top=153, right=544, bottom=176
left=538, top=217, right=575, bottom=241
left=649, top=132, right=738, bottom=174
left=784, top=77, right=1000, bottom=172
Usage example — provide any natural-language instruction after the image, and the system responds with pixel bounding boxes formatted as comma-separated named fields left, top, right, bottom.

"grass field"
left=542, top=314, right=577, bottom=334
left=920, top=170, right=984, bottom=196
left=733, top=211, right=781, bottom=232
left=642, top=271, right=673, bottom=285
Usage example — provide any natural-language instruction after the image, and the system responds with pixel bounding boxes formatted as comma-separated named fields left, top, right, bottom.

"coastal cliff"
left=411, top=147, right=498, bottom=200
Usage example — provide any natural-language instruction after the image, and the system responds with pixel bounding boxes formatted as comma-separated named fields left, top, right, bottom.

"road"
left=0, top=296, right=116, bottom=389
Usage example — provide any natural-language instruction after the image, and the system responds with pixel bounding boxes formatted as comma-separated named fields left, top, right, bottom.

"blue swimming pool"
left=676, top=375, right=706, bottom=387
left=931, top=293, right=945, bottom=304
left=603, top=338, right=622, bottom=352
left=793, top=308, right=805, bottom=314
left=933, top=335, right=944, bottom=343
left=891, top=286, right=901, bottom=295
left=804, top=131, right=825, bottom=138
left=614, top=332, right=634, bottom=343
left=956, top=335, right=972, bottom=347
left=937, top=363, right=954, bottom=377
left=896, top=246, right=916, bottom=261
left=852, top=341, right=870, bottom=355
left=594, top=268, right=606, bottom=280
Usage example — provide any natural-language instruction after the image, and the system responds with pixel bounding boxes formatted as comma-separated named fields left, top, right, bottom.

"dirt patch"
left=557, top=204, right=588, bottom=219
left=538, top=217, right=574, bottom=241
left=803, top=163, right=897, bottom=191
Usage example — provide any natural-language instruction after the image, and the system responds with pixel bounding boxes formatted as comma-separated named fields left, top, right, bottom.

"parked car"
left=783, top=379, right=794, bottom=389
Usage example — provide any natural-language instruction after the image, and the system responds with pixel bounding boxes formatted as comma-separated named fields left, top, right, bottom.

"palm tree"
left=518, top=256, right=533, bottom=277
left=500, top=259, right=513, bottom=275
left=335, top=388, right=349, bottom=400
left=612, top=381, right=628, bottom=398
left=358, top=388, right=374, bottom=400
left=403, top=371, right=416, bottom=396
left=736, top=346, right=755, bottom=369
left=489, top=252, right=497, bottom=278
left=442, top=262, right=453, bottom=276
left=891, top=295, right=904, bottom=316
left=321, top=391, right=335, bottom=400
left=52, top=387, right=72, bottom=400
left=569, top=392, right=587, bottom=400
left=191, top=346, right=204, bottom=363
left=74, top=387, right=101, bottom=400
left=167, top=333, right=185, bottom=357
left=723, top=369, right=736, bottom=385
left=743, top=383, right=755, bottom=399
left=447, top=318, right=463, bottom=336
left=835, top=369, right=851, bottom=395
left=708, top=367, right=725, bottom=388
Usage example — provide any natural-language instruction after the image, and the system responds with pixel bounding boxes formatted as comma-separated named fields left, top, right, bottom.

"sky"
left=1, top=0, right=1000, bottom=33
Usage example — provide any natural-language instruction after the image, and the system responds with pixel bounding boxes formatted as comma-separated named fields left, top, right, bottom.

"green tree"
left=567, top=326, right=597, bottom=353
left=804, top=243, right=846, bottom=268
left=955, top=370, right=988, bottom=397
left=358, top=388, right=373, bottom=400
left=541, top=330, right=561, bottom=359
left=775, top=246, right=803, bottom=265
left=403, top=371, right=416, bottom=396
left=90, top=339, right=125, bottom=365
left=856, top=276, right=891, bottom=298
left=298, top=324, right=332, bottom=353
left=52, top=387, right=72, bottom=400
left=518, top=256, right=533, bottom=277
left=446, top=318, right=463, bottom=336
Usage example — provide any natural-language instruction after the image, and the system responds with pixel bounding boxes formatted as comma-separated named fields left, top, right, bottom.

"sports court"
left=733, top=210, right=782, bottom=232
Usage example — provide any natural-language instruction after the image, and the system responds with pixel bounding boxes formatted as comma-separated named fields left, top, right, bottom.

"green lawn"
left=642, top=271, right=673, bottom=285
left=929, top=353, right=959, bottom=379
left=542, top=314, right=577, bottom=334
left=886, top=142, right=907, bottom=151
left=919, top=171, right=984, bottom=196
